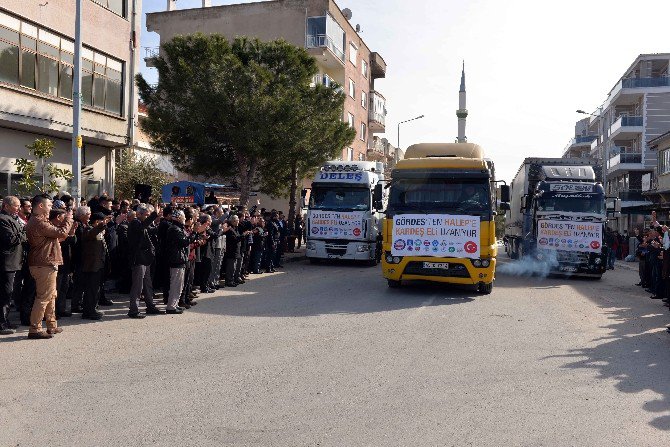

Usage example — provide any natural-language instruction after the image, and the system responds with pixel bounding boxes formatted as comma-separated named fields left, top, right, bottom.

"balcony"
left=370, top=52, right=386, bottom=79
left=368, top=90, right=386, bottom=132
left=607, top=152, right=644, bottom=176
left=143, top=46, right=159, bottom=68
left=609, top=115, right=643, bottom=140
left=367, top=137, right=385, bottom=161
left=618, top=189, right=645, bottom=202
left=610, top=76, right=670, bottom=106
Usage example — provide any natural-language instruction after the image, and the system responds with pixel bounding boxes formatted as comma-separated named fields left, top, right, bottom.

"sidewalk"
left=615, top=259, right=639, bottom=272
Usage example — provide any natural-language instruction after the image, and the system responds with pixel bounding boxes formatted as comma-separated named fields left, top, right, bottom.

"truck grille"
left=403, top=262, right=471, bottom=278
left=556, top=250, right=589, bottom=264
left=325, top=242, right=348, bottom=257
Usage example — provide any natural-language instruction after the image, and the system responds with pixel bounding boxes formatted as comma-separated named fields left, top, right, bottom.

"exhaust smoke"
left=498, top=249, right=559, bottom=278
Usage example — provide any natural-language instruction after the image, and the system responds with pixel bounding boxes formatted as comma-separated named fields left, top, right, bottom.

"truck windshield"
left=389, top=179, right=490, bottom=213
left=310, top=187, right=370, bottom=211
left=537, top=195, right=605, bottom=214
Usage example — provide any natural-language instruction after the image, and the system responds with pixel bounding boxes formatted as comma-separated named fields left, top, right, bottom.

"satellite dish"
left=342, top=8, right=353, bottom=20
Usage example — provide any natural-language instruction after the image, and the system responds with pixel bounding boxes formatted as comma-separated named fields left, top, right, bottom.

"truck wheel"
left=387, top=279, right=401, bottom=288
left=510, top=241, right=519, bottom=260
left=478, top=282, right=493, bottom=295
left=308, top=257, right=321, bottom=265
left=366, top=257, right=379, bottom=267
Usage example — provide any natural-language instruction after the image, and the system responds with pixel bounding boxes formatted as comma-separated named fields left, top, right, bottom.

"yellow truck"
left=379, top=143, right=509, bottom=294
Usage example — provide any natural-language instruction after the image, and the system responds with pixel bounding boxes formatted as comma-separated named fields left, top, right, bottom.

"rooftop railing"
left=622, top=76, right=670, bottom=89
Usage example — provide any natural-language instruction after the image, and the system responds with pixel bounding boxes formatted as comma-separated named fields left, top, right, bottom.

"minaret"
left=456, top=61, right=468, bottom=143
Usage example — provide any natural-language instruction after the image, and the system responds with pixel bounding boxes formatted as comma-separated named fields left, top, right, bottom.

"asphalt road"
left=2, top=258, right=670, bottom=446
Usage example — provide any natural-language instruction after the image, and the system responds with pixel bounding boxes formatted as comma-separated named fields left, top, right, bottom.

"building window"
left=360, top=123, right=367, bottom=141
left=362, top=60, right=368, bottom=78
left=348, top=78, right=355, bottom=98
left=361, top=91, right=367, bottom=109
left=349, top=42, right=357, bottom=66
left=0, top=10, right=123, bottom=115
left=659, top=148, right=670, bottom=175
left=91, top=0, right=127, bottom=18
left=358, top=153, right=365, bottom=161
left=347, top=112, right=354, bottom=128
left=347, top=148, right=354, bottom=161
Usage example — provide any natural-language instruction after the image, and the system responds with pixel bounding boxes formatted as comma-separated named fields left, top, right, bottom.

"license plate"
left=559, top=266, right=578, bottom=272
left=328, top=254, right=341, bottom=259
left=424, top=262, right=449, bottom=269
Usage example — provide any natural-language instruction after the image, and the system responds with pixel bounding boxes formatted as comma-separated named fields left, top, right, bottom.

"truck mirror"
left=373, top=183, right=383, bottom=210
left=520, top=195, right=527, bottom=210
left=499, top=202, right=510, bottom=211
left=615, top=198, right=621, bottom=213
left=500, top=185, right=510, bottom=203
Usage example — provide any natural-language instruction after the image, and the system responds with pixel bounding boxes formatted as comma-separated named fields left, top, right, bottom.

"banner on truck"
left=391, top=214, right=480, bottom=258
left=537, top=219, right=602, bottom=253
left=308, top=211, right=366, bottom=239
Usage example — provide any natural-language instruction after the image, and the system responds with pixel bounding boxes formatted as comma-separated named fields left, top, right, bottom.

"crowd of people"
left=0, top=192, right=299, bottom=339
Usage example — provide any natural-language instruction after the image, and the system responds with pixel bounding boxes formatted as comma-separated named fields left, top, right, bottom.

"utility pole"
left=71, top=0, right=82, bottom=203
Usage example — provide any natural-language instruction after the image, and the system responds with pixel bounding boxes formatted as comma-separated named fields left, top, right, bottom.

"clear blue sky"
left=140, top=0, right=670, bottom=182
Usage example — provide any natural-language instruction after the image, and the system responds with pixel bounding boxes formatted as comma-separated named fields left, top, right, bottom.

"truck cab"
left=382, top=143, right=503, bottom=294
left=305, top=161, right=385, bottom=265
left=506, top=162, right=613, bottom=277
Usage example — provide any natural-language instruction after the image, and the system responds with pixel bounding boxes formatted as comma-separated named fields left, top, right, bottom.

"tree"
left=136, top=34, right=325, bottom=207
left=260, top=83, right=355, bottom=231
left=14, top=138, right=73, bottom=195
left=114, top=149, right=169, bottom=202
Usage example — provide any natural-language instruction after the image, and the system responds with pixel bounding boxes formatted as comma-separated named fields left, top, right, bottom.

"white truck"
left=306, top=161, right=386, bottom=265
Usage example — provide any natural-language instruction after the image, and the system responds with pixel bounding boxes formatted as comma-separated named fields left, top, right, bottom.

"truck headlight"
left=306, top=242, right=316, bottom=250
left=357, top=244, right=370, bottom=252
left=481, top=259, right=490, bottom=267
left=594, top=258, right=602, bottom=265
left=386, top=254, right=394, bottom=263
left=472, top=259, right=482, bottom=267
left=392, top=256, right=401, bottom=264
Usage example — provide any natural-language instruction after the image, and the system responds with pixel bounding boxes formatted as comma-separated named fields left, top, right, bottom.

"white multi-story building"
left=584, top=53, right=670, bottom=230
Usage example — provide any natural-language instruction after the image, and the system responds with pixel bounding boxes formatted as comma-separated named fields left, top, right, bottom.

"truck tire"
left=308, top=257, right=321, bottom=265
left=366, top=257, right=379, bottom=267
left=387, top=279, right=401, bottom=288
left=478, top=282, right=493, bottom=295
left=510, top=240, right=519, bottom=260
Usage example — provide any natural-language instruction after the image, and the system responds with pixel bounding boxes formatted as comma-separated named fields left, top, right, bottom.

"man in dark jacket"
left=224, top=215, right=243, bottom=287
left=80, top=212, right=111, bottom=320
left=127, top=204, right=162, bottom=318
left=165, top=210, right=202, bottom=314
left=155, top=206, right=173, bottom=300
left=0, top=196, right=26, bottom=335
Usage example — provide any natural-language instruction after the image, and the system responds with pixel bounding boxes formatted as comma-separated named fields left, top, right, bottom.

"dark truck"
left=504, top=158, right=619, bottom=278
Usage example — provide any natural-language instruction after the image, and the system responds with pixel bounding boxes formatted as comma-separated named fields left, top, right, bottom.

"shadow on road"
left=500, top=257, right=670, bottom=431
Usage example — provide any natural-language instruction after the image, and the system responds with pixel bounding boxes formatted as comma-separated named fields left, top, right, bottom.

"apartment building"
left=145, top=0, right=387, bottom=163
left=562, top=117, right=597, bottom=159
left=585, top=53, right=670, bottom=230
left=0, top=0, right=141, bottom=198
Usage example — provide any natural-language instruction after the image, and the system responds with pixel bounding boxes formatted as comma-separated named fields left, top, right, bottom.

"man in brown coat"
left=25, top=195, right=73, bottom=339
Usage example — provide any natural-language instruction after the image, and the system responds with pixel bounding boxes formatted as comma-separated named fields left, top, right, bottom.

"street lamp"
left=576, top=108, right=607, bottom=195
left=397, top=115, right=425, bottom=163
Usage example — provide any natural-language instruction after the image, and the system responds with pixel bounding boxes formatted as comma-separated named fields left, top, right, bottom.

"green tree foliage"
left=14, top=138, right=73, bottom=195
left=114, top=149, right=168, bottom=202
left=260, top=83, right=355, bottom=230
left=136, top=34, right=352, bottom=207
